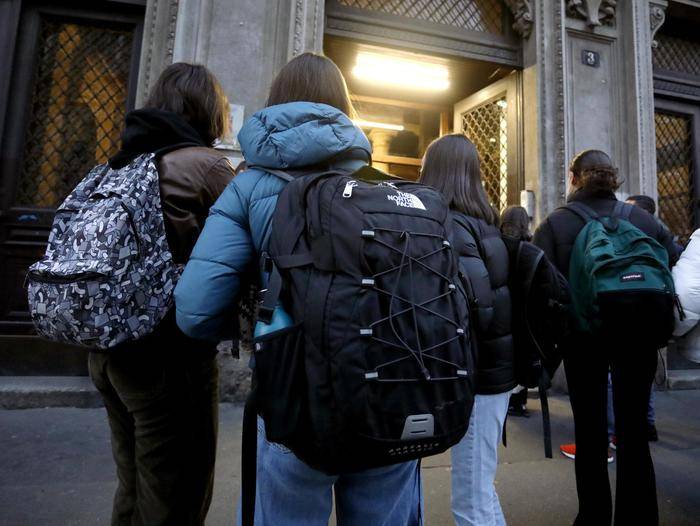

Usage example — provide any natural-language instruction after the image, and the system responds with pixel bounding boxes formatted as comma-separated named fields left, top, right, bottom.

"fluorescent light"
left=353, top=119, right=405, bottom=131
left=352, top=52, right=449, bottom=91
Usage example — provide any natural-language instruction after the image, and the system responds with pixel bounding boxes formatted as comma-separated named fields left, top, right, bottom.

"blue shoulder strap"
left=613, top=201, right=633, bottom=221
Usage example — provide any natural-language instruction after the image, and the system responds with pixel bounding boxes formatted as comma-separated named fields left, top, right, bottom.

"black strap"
left=502, top=412, right=508, bottom=448
left=521, top=244, right=544, bottom=306
left=275, top=252, right=314, bottom=269
left=539, top=370, right=553, bottom=458
left=258, top=167, right=295, bottom=182
left=241, top=390, right=258, bottom=526
left=257, top=262, right=283, bottom=325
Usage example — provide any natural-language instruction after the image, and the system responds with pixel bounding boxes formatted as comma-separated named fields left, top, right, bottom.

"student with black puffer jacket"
left=420, top=134, right=514, bottom=526
left=533, top=150, right=678, bottom=526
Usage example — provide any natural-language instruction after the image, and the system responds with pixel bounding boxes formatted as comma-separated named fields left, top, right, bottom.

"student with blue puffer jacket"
left=175, top=53, right=422, bottom=526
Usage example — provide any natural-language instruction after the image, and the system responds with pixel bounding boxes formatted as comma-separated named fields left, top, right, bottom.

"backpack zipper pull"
left=343, top=180, right=358, bottom=198
left=675, top=294, right=686, bottom=321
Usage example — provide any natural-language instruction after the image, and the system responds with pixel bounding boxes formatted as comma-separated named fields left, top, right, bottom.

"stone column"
left=287, top=0, right=325, bottom=59
left=135, top=0, right=180, bottom=108
left=618, top=0, right=667, bottom=200
left=532, top=0, right=568, bottom=222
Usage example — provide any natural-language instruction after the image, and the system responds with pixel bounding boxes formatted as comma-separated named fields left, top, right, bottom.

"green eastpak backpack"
left=566, top=201, right=676, bottom=347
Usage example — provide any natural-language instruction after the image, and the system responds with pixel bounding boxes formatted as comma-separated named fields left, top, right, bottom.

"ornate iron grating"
left=461, top=97, right=508, bottom=211
left=653, top=34, right=700, bottom=77
left=335, top=0, right=504, bottom=35
left=16, top=16, right=133, bottom=208
left=655, top=110, right=695, bottom=244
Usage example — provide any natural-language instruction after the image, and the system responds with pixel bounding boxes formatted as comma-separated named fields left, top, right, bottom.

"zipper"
left=675, top=294, right=686, bottom=321
left=119, top=202, right=142, bottom=256
left=28, top=270, right=106, bottom=285
left=342, top=180, right=358, bottom=198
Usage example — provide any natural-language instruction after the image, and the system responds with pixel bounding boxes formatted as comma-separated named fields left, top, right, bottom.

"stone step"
left=0, top=376, right=102, bottom=409
left=667, top=369, right=700, bottom=390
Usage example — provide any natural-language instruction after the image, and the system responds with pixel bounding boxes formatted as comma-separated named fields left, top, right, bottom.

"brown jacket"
left=158, top=146, right=234, bottom=264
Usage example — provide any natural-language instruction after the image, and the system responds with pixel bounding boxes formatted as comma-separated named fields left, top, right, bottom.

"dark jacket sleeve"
left=533, top=218, right=558, bottom=270
left=453, top=221, right=494, bottom=334
left=656, top=221, right=680, bottom=267
left=628, top=206, right=680, bottom=267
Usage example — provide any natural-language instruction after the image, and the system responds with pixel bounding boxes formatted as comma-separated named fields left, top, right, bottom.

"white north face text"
left=387, top=191, right=426, bottom=210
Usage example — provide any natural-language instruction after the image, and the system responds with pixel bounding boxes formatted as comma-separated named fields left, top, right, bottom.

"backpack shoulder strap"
left=613, top=200, right=633, bottom=221
left=565, top=201, right=598, bottom=223
left=517, top=242, right=554, bottom=459
left=258, top=167, right=295, bottom=182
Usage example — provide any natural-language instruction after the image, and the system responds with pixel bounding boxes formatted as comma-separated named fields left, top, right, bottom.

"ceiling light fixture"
left=353, top=119, right=405, bottom=131
left=352, top=51, right=450, bottom=91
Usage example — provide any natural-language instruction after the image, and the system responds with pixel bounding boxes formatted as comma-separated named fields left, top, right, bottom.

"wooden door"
left=0, top=1, right=144, bottom=335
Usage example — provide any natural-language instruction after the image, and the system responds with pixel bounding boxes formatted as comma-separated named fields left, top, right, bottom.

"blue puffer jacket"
left=175, top=102, right=372, bottom=340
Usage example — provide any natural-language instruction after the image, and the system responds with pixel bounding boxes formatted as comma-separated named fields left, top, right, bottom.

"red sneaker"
left=560, top=443, right=614, bottom=463
left=560, top=443, right=576, bottom=460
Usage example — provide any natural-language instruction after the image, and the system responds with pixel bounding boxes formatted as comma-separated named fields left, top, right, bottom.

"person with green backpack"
left=533, top=150, right=678, bottom=526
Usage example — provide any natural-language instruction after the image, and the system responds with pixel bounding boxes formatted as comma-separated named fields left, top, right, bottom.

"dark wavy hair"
left=419, top=134, right=499, bottom=225
left=266, top=52, right=355, bottom=117
left=145, top=62, right=230, bottom=145
left=569, top=149, right=621, bottom=192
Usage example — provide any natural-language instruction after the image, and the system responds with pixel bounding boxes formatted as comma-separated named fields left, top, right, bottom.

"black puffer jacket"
left=533, top=187, right=678, bottom=278
left=452, top=213, right=515, bottom=395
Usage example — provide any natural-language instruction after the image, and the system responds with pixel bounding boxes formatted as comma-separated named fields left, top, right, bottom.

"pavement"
left=1, top=391, right=699, bottom=526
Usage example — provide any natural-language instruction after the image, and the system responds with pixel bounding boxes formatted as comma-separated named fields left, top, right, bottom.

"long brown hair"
left=419, top=134, right=499, bottom=225
left=569, top=149, right=621, bottom=192
left=145, top=62, right=230, bottom=145
left=266, top=52, right=355, bottom=117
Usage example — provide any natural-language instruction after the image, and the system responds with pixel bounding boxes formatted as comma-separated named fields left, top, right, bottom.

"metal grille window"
left=335, top=0, right=504, bottom=35
left=653, top=34, right=700, bottom=77
left=461, top=97, right=508, bottom=211
left=16, top=16, right=133, bottom=208
left=655, top=110, right=695, bottom=243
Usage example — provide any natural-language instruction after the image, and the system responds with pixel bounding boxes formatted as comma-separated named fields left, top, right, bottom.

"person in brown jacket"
left=88, top=63, right=234, bottom=526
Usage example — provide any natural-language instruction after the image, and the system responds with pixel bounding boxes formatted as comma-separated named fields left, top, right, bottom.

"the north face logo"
left=387, top=191, right=426, bottom=210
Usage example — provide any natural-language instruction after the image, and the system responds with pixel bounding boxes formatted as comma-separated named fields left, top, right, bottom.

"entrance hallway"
left=2, top=391, right=699, bottom=525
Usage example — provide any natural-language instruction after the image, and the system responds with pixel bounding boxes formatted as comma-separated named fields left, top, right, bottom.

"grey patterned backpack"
left=27, top=153, right=181, bottom=350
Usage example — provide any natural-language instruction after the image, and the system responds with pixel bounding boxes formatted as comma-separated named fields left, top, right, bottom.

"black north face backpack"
left=242, top=166, right=475, bottom=525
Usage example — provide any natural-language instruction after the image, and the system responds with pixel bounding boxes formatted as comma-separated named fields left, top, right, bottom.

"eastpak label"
left=387, top=191, right=426, bottom=210
left=620, top=272, right=645, bottom=282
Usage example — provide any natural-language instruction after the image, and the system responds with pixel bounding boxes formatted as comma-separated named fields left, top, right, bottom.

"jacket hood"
left=109, top=109, right=208, bottom=169
left=238, top=102, right=372, bottom=169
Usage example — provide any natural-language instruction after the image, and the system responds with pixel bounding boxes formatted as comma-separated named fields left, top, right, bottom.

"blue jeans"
left=451, top=392, right=510, bottom=526
left=238, top=420, right=423, bottom=525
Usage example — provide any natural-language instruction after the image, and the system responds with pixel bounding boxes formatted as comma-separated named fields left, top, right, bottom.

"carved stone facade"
left=136, top=0, right=179, bottom=107
left=650, top=1, right=668, bottom=49
left=504, top=0, right=534, bottom=38
left=566, top=0, right=617, bottom=27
